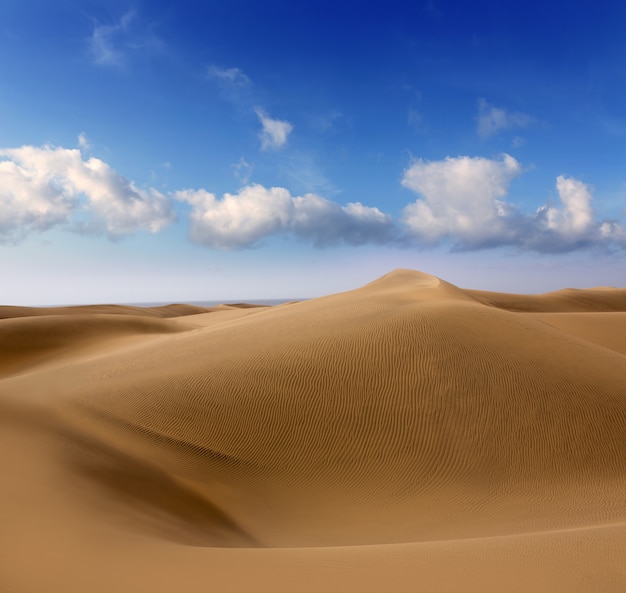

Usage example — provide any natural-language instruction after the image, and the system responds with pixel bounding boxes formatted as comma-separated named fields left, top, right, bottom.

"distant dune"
left=0, top=302, right=214, bottom=320
left=1, top=269, right=625, bottom=592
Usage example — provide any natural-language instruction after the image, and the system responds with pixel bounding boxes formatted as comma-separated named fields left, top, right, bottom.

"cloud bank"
left=1, top=143, right=624, bottom=253
left=175, top=184, right=394, bottom=248
left=0, top=144, right=173, bottom=243
left=401, top=154, right=626, bottom=252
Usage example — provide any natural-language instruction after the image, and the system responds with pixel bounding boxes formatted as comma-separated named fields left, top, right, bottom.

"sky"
left=1, top=0, right=626, bottom=305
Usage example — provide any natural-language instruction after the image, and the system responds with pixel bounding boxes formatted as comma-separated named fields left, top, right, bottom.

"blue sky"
left=1, top=0, right=626, bottom=305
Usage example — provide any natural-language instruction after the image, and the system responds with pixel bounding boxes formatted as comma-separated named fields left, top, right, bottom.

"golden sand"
left=1, top=269, right=625, bottom=592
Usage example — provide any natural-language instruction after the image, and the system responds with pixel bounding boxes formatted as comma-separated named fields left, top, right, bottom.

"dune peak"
left=364, top=268, right=442, bottom=289
left=357, top=268, right=482, bottom=305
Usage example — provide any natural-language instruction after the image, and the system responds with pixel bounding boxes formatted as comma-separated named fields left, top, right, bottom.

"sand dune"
left=0, top=314, right=196, bottom=379
left=1, top=269, right=625, bottom=592
left=0, top=302, right=214, bottom=320
left=467, top=285, right=626, bottom=312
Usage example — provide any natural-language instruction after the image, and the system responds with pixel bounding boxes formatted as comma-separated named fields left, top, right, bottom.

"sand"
left=1, top=268, right=625, bottom=592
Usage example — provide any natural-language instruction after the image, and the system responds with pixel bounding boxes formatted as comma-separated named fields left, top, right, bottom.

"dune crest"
left=360, top=268, right=480, bottom=304
left=0, top=302, right=215, bottom=320
left=1, top=269, right=625, bottom=592
left=364, top=268, right=442, bottom=288
left=468, top=285, right=626, bottom=312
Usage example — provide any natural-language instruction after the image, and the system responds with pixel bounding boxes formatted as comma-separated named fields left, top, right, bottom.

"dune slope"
left=1, top=269, right=625, bottom=592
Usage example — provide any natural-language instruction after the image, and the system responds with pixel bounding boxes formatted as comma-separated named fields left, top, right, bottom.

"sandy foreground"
left=1, top=269, right=625, bottom=592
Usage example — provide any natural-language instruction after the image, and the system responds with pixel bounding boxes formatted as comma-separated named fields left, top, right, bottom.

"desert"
left=1, top=268, right=625, bottom=592
left=5, top=2, right=626, bottom=591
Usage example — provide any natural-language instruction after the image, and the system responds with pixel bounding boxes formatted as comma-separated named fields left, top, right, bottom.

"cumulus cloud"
left=528, top=176, right=624, bottom=252
left=476, top=99, right=532, bottom=137
left=255, top=108, right=293, bottom=150
left=3, top=141, right=624, bottom=255
left=544, top=176, right=594, bottom=236
left=0, top=145, right=174, bottom=243
left=401, top=154, right=626, bottom=252
left=402, top=154, right=523, bottom=247
left=175, top=184, right=394, bottom=249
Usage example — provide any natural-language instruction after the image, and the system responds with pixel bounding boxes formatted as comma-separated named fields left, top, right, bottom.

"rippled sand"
left=2, top=269, right=625, bottom=592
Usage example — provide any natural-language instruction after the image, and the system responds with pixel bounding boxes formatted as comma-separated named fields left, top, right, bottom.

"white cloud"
left=0, top=151, right=78, bottom=243
left=401, top=154, right=626, bottom=252
left=476, top=99, right=532, bottom=137
left=3, top=142, right=624, bottom=255
left=175, top=184, right=394, bottom=249
left=255, top=108, right=293, bottom=150
left=402, top=154, right=523, bottom=246
left=0, top=144, right=174, bottom=243
left=530, top=176, right=625, bottom=252
left=544, top=176, right=594, bottom=236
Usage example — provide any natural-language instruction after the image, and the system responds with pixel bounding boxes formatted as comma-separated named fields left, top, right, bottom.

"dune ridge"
left=0, top=302, right=215, bottom=320
left=467, top=285, right=626, bottom=312
left=1, top=269, right=625, bottom=592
